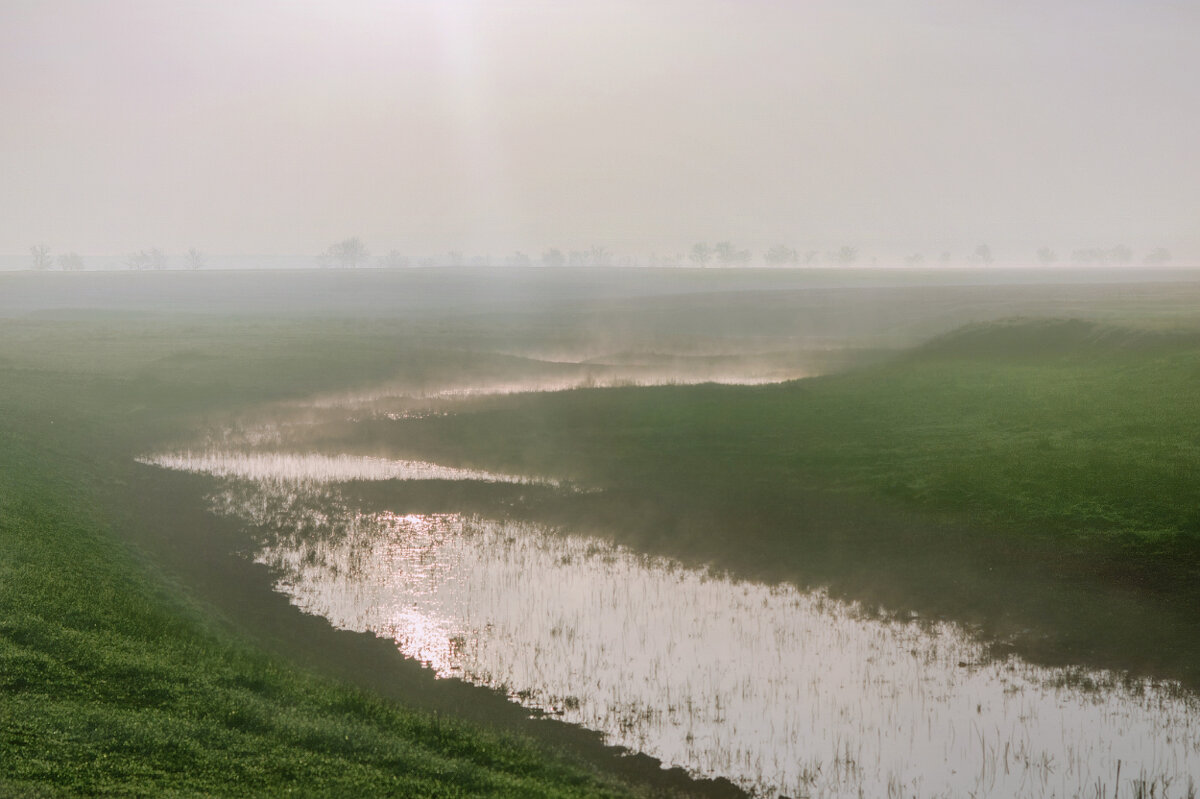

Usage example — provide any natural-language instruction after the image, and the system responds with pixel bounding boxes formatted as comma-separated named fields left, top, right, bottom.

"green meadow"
left=0, top=316, right=659, bottom=798
left=342, top=318, right=1200, bottom=679
left=4, top=269, right=1200, bottom=794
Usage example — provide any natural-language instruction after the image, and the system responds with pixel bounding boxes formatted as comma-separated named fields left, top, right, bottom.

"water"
left=137, top=451, right=559, bottom=486
left=298, top=368, right=808, bottom=411
left=143, top=459, right=1200, bottom=798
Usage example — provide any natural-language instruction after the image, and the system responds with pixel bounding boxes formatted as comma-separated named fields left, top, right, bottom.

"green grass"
left=388, top=318, right=1200, bottom=549
left=346, top=317, right=1200, bottom=677
left=6, top=304, right=1200, bottom=794
left=0, top=317, right=634, bottom=798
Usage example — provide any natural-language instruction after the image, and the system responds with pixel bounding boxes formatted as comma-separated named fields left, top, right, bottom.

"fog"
left=3, top=1, right=1199, bottom=262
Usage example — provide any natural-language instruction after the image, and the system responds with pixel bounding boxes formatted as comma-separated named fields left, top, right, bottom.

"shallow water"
left=146, top=467, right=1200, bottom=799
left=299, top=366, right=807, bottom=410
left=137, top=451, right=558, bottom=486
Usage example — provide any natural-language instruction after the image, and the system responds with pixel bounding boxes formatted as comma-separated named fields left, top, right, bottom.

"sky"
left=2, top=0, right=1198, bottom=262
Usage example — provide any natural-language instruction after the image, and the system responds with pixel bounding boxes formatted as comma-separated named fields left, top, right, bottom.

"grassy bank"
left=7, top=302, right=1200, bottom=793
left=0, top=317, right=639, bottom=797
left=348, top=318, right=1200, bottom=678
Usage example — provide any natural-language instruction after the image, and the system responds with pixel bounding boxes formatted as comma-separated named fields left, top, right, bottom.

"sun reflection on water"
left=137, top=450, right=558, bottom=486
left=204, top=480, right=1200, bottom=799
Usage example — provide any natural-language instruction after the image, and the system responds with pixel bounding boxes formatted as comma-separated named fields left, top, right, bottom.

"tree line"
left=24, top=239, right=1176, bottom=270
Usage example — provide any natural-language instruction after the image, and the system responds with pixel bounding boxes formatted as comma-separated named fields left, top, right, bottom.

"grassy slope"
left=7, top=308, right=1200, bottom=792
left=0, top=317, right=631, bottom=798
left=386, top=318, right=1200, bottom=550
left=365, top=318, right=1200, bottom=675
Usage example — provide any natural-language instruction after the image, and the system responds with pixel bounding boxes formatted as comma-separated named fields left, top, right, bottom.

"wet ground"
left=136, top=368, right=1200, bottom=798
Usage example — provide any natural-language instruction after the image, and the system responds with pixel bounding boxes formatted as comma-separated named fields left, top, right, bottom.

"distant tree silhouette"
left=541, top=248, right=565, bottom=268
left=828, top=246, right=857, bottom=266
left=185, top=247, right=206, bottom=270
left=689, top=242, right=713, bottom=267
left=127, top=248, right=166, bottom=270
left=1036, top=247, right=1057, bottom=265
left=318, top=238, right=368, bottom=268
left=972, top=244, right=993, bottom=265
left=714, top=241, right=751, bottom=267
left=57, top=252, right=84, bottom=271
left=378, top=250, right=409, bottom=268
left=30, top=244, right=52, bottom=270
left=764, top=245, right=798, bottom=266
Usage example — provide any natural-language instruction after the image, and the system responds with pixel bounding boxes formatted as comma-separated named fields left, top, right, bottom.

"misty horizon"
left=4, top=1, right=1198, bottom=261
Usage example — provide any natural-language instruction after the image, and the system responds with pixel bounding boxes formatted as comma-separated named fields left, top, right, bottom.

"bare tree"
left=1036, top=247, right=1057, bottom=265
left=185, top=247, right=206, bottom=270
left=715, top=241, right=736, bottom=266
left=57, top=252, right=84, bottom=271
left=689, top=242, right=713, bottom=267
left=319, top=237, right=369, bottom=268
left=589, top=245, right=612, bottom=267
left=378, top=250, right=409, bottom=268
left=541, top=248, right=565, bottom=268
left=764, top=245, right=799, bottom=266
left=828, top=245, right=858, bottom=266
left=126, top=248, right=166, bottom=270
left=712, top=241, right=751, bottom=266
left=904, top=253, right=924, bottom=267
left=30, top=244, right=52, bottom=270
left=972, top=244, right=993, bottom=265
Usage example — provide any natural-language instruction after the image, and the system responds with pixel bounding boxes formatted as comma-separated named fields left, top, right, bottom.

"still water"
left=144, top=451, right=1200, bottom=798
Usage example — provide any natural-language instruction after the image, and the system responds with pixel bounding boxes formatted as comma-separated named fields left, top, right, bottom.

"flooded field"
left=137, top=451, right=559, bottom=486
left=140, top=370, right=1200, bottom=799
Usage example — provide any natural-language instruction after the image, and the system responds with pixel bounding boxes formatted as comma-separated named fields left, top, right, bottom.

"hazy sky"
left=2, top=0, right=1198, bottom=260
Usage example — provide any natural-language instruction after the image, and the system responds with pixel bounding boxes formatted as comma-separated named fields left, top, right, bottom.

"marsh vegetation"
left=7, top=267, right=1200, bottom=797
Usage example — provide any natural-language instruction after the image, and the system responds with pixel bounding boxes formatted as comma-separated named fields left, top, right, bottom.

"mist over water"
left=146, top=463, right=1200, bottom=798
left=8, top=0, right=1200, bottom=793
left=140, top=365, right=1200, bottom=798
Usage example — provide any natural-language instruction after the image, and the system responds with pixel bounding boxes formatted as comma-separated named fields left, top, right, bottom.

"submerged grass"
left=357, top=317, right=1200, bottom=678
left=6, top=298, right=1200, bottom=793
left=0, top=317, right=633, bottom=797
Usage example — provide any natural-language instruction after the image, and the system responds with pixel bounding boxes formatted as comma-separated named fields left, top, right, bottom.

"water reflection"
left=202, top=479, right=1200, bottom=799
left=138, top=450, right=557, bottom=486
left=302, top=369, right=804, bottom=410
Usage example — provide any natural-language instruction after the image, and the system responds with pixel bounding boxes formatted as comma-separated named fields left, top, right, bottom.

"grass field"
left=0, top=316, right=671, bottom=798
left=5, top=269, right=1200, bottom=794
left=343, top=317, right=1200, bottom=680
